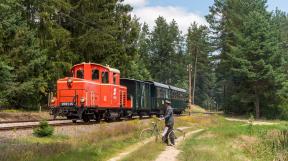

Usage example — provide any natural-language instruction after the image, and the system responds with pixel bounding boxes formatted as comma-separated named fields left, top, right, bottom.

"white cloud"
left=123, top=0, right=209, bottom=34
left=123, top=0, right=147, bottom=8
left=132, top=6, right=208, bottom=34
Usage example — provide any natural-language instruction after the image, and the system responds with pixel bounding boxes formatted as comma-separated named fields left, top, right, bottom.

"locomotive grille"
left=120, top=91, right=126, bottom=107
left=123, top=92, right=126, bottom=107
left=120, top=91, right=123, bottom=106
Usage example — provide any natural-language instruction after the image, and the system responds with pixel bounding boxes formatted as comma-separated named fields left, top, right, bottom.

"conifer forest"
left=0, top=0, right=288, bottom=120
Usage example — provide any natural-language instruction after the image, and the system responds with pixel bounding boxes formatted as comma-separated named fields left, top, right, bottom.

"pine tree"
left=186, top=23, right=212, bottom=108
left=149, top=17, right=185, bottom=86
left=207, top=0, right=286, bottom=118
left=138, top=23, right=151, bottom=69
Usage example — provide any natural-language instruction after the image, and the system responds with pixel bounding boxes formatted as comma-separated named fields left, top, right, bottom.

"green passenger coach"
left=120, top=78, right=187, bottom=117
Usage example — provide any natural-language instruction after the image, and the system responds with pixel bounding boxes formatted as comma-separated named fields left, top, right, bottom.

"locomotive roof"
left=169, top=86, right=187, bottom=93
left=72, top=62, right=120, bottom=73
left=120, top=78, right=144, bottom=82
left=122, top=79, right=186, bottom=92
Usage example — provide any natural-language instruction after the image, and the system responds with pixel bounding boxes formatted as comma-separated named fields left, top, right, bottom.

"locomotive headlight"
left=67, top=78, right=73, bottom=83
left=80, top=97, right=85, bottom=104
left=67, top=77, right=73, bottom=88
left=51, top=98, right=55, bottom=104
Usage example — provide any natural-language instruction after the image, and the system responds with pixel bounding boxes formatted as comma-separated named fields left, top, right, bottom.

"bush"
left=33, top=120, right=54, bottom=137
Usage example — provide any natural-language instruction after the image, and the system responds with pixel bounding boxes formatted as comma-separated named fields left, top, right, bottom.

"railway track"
left=0, top=118, right=67, bottom=124
left=0, top=113, right=207, bottom=131
left=0, top=116, right=153, bottom=131
left=0, top=120, right=75, bottom=131
left=190, top=111, right=223, bottom=115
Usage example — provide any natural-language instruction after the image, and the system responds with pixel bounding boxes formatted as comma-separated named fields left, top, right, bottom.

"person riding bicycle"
left=161, top=100, right=175, bottom=146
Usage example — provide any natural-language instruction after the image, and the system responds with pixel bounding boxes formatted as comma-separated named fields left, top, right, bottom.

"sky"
left=123, top=0, right=288, bottom=33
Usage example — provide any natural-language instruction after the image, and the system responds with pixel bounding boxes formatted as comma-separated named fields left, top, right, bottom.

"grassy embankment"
left=121, top=114, right=218, bottom=161
left=179, top=117, right=288, bottom=161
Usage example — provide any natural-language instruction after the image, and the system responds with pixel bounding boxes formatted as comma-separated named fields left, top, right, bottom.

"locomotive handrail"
left=72, top=94, right=78, bottom=106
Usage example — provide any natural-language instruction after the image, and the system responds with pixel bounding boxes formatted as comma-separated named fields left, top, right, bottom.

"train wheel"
left=83, top=115, right=90, bottom=122
left=72, top=119, right=77, bottom=123
left=94, top=113, right=102, bottom=123
left=127, top=113, right=133, bottom=119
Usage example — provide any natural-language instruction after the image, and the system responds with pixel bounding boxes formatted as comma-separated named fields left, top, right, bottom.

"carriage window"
left=76, top=69, right=84, bottom=79
left=165, top=89, right=169, bottom=98
left=113, top=73, right=117, bottom=84
left=102, top=71, right=109, bottom=83
left=92, top=69, right=99, bottom=80
left=157, top=88, right=162, bottom=98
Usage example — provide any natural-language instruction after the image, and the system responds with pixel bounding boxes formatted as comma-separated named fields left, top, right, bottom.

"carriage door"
left=144, top=83, right=151, bottom=111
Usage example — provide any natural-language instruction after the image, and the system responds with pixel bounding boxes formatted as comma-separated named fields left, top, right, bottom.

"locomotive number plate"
left=60, top=102, right=74, bottom=107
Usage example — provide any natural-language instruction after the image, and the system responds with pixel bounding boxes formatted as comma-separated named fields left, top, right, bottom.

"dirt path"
left=107, top=137, right=154, bottom=161
left=225, top=118, right=278, bottom=125
left=154, top=129, right=204, bottom=161
left=107, top=126, right=193, bottom=161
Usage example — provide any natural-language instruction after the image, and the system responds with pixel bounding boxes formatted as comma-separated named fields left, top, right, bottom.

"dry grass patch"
left=188, top=104, right=206, bottom=113
left=0, top=111, right=53, bottom=122
left=196, top=131, right=217, bottom=139
left=232, top=135, right=258, bottom=150
left=176, top=114, right=219, bottom=128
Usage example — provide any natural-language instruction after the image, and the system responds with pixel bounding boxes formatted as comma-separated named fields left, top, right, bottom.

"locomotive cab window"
left=102, top=71, right=109, bottom=83
left=76, top=69, right=84, bottom=79
left=92, top=69, right=99, bottom=80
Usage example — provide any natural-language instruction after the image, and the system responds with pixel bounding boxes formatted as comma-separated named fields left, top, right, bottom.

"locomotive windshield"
left=102, top=71, right=109, bottom=83
left=76, top=69, right=84, bottom=79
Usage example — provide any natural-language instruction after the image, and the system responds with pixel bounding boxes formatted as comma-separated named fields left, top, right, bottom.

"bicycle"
left=139, top=118, right=186, bottom=144
left=140, top=119, right=161, bottom=142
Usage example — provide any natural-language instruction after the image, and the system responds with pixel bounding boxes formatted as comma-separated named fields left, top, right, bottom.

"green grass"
left=121, top=142, right=165, bottom=161
left=37, top=134, right=139, bottom=161
left=178, top=117, right=288, bottom=161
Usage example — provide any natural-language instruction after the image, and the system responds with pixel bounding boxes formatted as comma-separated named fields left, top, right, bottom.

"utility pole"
left=187, top=64, right=192, bottom=115
left=192, top=48, right=198, bottom=105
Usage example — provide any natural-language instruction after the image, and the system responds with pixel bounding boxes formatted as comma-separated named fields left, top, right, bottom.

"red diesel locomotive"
left=49, top=62, right=132, bottom=122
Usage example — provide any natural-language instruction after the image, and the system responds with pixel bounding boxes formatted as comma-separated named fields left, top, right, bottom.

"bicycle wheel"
left=140, top=128, right=159, bottom=142
left=167, top=130, right=176, bottom=145
left=167, top=128, right=186, bottom=144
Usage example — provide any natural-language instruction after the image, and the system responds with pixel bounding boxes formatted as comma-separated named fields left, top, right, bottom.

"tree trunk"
left=254, top=88, right=260, bottom=119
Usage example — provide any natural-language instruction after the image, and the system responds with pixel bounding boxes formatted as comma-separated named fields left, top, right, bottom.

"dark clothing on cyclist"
left=162, top=103, right=175, bottom=145
left=164, top=105, right=174, bottom=127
